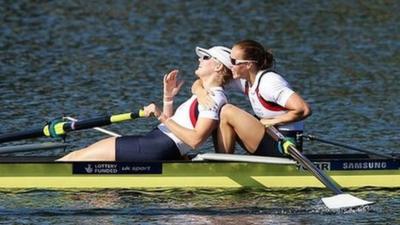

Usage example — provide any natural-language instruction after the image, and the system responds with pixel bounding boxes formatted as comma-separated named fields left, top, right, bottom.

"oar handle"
left=0, top=110, right=145, bottom=143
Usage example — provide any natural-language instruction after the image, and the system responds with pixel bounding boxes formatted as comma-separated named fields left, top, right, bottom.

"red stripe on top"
left=245, top=74, right=287, bottom=112
left=189, top=98, right=199, bottom=127
left=255, top=86, right=286, bottom=111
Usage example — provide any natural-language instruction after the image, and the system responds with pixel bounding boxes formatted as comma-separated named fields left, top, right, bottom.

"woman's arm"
left=259, top=92, right=312, bottom=126
left=159, top=116, right=217, bottom=149
left=146, top=104, right=217, bottom=149
left=191, top=79, right=216, bottom=109
left=159, top=90, right=226, bottom=149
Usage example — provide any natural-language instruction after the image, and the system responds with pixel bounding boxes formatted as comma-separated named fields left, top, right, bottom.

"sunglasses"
left=230, top=58, right=257, bottom=66
left=200, top=55, right=212, bottom=60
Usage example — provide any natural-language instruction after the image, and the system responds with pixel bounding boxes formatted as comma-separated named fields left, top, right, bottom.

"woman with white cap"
left=57, top=46, right=233, bottom=161
left=193, top=40, right=312, bottom=157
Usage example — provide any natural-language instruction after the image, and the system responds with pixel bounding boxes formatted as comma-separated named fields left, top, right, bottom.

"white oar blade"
left=322, top=194, right=373, bottom=209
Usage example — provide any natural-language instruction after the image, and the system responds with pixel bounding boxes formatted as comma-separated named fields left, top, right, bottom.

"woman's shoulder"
left=259, top=70, right=284, bottom=79
left=209, top=87, right=227, bottom=98
left=208, top=87, right=228, bottom=104
left=259, top=70, right=289, bottom=86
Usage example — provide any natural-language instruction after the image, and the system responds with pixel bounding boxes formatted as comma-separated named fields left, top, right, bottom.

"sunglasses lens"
left=202, top=55, right=211, bottom=60
left=230, top=58, right=236, bottom=65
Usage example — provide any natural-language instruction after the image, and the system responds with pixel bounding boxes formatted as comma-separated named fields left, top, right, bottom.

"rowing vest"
left=157, top=87, right=227, bottom=155
left=245, top=70, right=304, bottom=131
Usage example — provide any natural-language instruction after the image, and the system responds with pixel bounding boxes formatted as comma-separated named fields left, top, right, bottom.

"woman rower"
left=193, top=40, right=312, bottom=157
left=57, top=45, right=233, bottom=161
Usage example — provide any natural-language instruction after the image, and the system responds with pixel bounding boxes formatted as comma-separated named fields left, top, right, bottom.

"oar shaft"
left=63, top=112, right=143, bottom=132
left=64, top=116, right=121, bottom=137
left=266, top=126, right=343, bottom=195
left=0, top=142, right=69, bottom=154
left=0, top=128, right=45, bottom=143
left=286, top=145, right=343, bottom=194
left=0, top=110, right=144, bottom=143
left=63, top=116, right=112, bottom=132
left=304, top=134, right=395, bottom=159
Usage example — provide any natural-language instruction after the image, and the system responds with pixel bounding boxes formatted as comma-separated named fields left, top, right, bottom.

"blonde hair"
left=220, top=65, right=233, bottom=85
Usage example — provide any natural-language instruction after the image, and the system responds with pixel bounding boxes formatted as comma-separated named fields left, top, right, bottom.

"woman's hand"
left=164, top=70, right=184, bottom=101
left=143, top=103, right=162, bottom=118
left=259, top=118, right=280, bottom=127
left=192, top=79, right=217, bottom=110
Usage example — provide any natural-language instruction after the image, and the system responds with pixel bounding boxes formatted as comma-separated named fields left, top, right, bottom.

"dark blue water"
left=0, top=188, right=399, bottom=224
left=0, top=0, right=399, bottom=224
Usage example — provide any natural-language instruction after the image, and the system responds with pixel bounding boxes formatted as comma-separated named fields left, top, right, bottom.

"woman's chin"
left=195, top=69, right=205, bottom=78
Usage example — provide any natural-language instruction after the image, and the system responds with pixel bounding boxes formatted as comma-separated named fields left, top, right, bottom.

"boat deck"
left=0, top=153, right=384, bottom=162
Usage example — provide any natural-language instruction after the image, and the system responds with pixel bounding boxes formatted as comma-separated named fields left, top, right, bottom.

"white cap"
left=196, top=46, right=232, bottom=69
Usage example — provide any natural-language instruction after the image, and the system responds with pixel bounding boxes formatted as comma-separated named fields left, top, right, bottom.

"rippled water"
left=0, top=188, right=399, bottom=224
left=0, top=0, right=399, bottom=224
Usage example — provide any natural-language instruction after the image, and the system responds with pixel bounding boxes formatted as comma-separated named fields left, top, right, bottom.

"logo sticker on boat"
left=73, top=162, right=162, bottom=174
left=297, top=161, right=331, bottom=171
left=297, top=159, right=398, bottom=171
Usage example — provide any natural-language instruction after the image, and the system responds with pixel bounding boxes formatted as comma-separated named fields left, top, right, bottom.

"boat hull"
left=0, top=154, right=398, bottom=189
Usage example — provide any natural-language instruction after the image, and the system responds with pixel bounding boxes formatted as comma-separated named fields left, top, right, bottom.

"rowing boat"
left=0, top=112, right=389, bottom=208
left=0, top=153, right=398, bottom=189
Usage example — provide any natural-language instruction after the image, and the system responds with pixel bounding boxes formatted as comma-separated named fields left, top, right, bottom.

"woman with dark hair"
left=193, top=40, right=311, bottom=157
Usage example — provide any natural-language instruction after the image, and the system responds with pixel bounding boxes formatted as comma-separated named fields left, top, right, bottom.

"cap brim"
left=196, top=47, right=211, bottom=58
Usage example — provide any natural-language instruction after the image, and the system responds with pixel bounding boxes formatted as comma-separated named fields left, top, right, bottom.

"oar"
left=0, top=110, right=145, bottom=143
left=303, top=134, right=396, bottom=159
left=265, top=126, right=373, bottom=209
left=64, top=116, right=121, bottom=137
left=0, top=142, right=69, bottom=154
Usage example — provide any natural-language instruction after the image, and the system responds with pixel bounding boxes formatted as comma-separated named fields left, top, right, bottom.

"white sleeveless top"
left=157, top=87, right=227, bottom=155
left=227, top=70, right=304, bottom=131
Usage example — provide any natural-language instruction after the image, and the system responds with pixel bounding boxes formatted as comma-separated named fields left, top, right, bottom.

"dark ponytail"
left=263, top=49, right=274, bottom=70
left=234, top=40, right=274, bottom=70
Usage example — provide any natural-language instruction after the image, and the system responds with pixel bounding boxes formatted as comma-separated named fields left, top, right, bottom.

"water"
left=0, top=0, right=399, bottom=224
left=0, top=188, right=399, bottom=224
